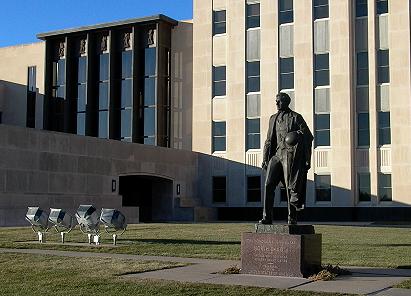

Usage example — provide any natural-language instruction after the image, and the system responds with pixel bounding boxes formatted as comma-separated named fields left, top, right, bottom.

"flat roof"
left=37, top=14, right=178, bottom=40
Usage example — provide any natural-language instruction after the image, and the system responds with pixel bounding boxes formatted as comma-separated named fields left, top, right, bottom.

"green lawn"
left=0, top=223, right=410, bottom=268
left=396, top=279, right=411, bottom=289
left=0, top=253, right=353, bottom=296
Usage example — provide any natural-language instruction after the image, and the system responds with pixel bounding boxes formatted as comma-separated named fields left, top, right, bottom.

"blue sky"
left=0, top=0, right=193, bottom=47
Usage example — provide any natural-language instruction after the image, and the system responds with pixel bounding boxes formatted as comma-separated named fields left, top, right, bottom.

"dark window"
left=212, top=121, right=226, bottom=152
left=377, top=50, right=389, bottom=83
left=246, top=118, right=260, bottom=149
left=77, top=113, right=86, bottom=136
left=98, top=53, right=109, bottom=139
left=358, top=173, right=371, bottom=202
left=247, top=61, right=260, bottom=93
left=144, top=107, right=156, bottom=137
left=247, top=3, right=260, bottom=29
left=121, top=79, right=132, bottom=108
left=99, top=54, right=109, bottom=81
left=315, top=174, right=331, bottom=202
left=98, top=111, right=108, bottom=139
left=378, top=111, right=391, bottom=145
left=378, top=173, right=392, bottom=201
left=358, top=112, right=370, bottom=147
left=357, top=52, right=369, bottom=86
left=315, top=113, right=330, bottom=147
left=77, top=84, right=86, bottom=113
left=121, top=109, right=132, bottom=140
left=314, top=53, right=330, bottom=87
left=122, top=51, right=133, bottom=79
left=213, top=176, right=226, bottom=203
left=145, top=47, right=156, bottom=76
left=144, top=77, right=156, bottom=106
left=376, top=0, right=388, bottom=15
left=26, top=66, right=36, bottom=128
left=213, top=66, right=226, bottom=97
left=279, top=57, right=294, bottom=90
left=313, top=0, right=329, bottom=20
left=247, top=176, right=261, bottom=202
left=78, top=56, right=87, bottom=84
left=356, top=0, right=368, bottom=17
left=213, top=10, right=226, bottom=35
left=279, top=0, right=293, bottom=24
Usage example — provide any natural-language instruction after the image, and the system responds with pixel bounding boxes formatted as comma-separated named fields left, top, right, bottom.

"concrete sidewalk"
left=1, top=248, right=410, bottom=295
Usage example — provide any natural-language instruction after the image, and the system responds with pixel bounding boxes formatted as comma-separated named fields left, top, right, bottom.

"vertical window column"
left=120, top=32, right=133, bottom=142
left=76, top=43, right=87, bottom=136
left=26, top=66, right=37, bottom=128
left=51, top=41, right=66, bottom=132
left=246, top=2, right=261, bottom=151
left=98, top=36, right=110, bottom=139
left=143, top=45, right=157, bottom=145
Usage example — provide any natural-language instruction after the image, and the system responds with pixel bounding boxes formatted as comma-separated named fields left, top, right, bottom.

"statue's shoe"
left=258, top=218, right=273, bottom=225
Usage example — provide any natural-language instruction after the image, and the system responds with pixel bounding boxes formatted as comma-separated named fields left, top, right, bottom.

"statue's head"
left=276, top=92, right=291, bottom=111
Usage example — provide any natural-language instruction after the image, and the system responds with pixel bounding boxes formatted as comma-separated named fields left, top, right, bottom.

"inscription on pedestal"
left=241, top=231, right=322, bottom=278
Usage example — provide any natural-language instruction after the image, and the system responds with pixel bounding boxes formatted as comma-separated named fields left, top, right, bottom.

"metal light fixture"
left=48, top=208, right=76, bottom=243
left=75, top=205, right=100, bottom=245
left=25, top=207, right=49, bottom=243
left=100, top=208, right=127, bottom=245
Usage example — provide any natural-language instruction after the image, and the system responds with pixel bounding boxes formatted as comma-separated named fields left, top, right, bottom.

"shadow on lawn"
left=127, top=238, right=240, bottom=245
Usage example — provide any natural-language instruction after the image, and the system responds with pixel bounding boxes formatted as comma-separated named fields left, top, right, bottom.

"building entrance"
left=119, top=175, right=173, bottom=222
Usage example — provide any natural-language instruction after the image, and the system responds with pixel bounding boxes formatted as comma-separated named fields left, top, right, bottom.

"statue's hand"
left=262, top=161, right=268, bottom=170
left=305, top=161, right=311, bottom=171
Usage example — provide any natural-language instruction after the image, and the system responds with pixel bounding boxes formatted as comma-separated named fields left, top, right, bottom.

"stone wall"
left=0, top=125, right=203, bottom=226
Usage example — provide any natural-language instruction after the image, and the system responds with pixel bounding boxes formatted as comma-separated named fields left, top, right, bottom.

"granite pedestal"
left=241, top=224, right=322, bottom=278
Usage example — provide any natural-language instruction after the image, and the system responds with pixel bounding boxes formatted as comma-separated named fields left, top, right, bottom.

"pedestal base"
left=241, top=225, right=322, bottom=278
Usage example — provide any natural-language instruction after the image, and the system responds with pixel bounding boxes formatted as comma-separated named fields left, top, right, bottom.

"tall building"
left=192, top=0, right=411, bottom=219
left=0, top=1, right=410, bottom=225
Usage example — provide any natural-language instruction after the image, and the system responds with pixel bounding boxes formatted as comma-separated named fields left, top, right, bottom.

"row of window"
left=212, top=172, right=392, bottom=203
left=212, top=0, right=388, bottom=35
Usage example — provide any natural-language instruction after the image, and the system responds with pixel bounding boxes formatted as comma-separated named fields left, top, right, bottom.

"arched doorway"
left=119, top=175, right=173, bottom=222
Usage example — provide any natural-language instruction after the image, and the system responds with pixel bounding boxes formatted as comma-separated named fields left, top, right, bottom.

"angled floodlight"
left=100, top=208, right=127, bottom=245
left=48, top=208, right=76, bottom=243
left=75, top=205, right=100, bottom=244
left=25, top=207, right=49, bottom=243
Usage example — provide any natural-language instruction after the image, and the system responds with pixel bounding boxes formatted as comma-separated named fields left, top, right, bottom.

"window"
left=358, top=113, right=370, bottom=147
left=358, top=173, right=371, bottom=202
left=313, top=0, right=329, bottom=20
left=98, top=53, right=109, bottom=139
left=246, top=3, right=260, bottom=29
left=212, top=121, right=226, bottom=152
left=77, top=56, right=87, bottom=136
left=378, top=173, right=392, bottom=201
left=247, top=28, right=261, bottom=61
left=315, top=174, right=331, bottom=201
left=378, top=111, right=391, bottom=145
left=315, top=114, right=330, bottom=147
left=144, top=47, right=157, bottom=145
left=121, top=50, right=133, bottom=142
left=314, top=53, right=329, bottom=87
left=246, top=118, right=260, bottom=150
left=376, top=0, right=388, bottom=15
left=279, top=57, right=294, bottom=90
left=26, top=66, right=36, bottom=128
left=356, top=0, right=368, bottom=17
left=377, top=50, right=389, bottom=83
left=213, top=176, right=226, bottom=203
left=247, top=176, right=261, bottom=202
left=213, top=10, right=226, bottom=35
left=213, top=66, right=226, bottom=97
left=279, top=0, right=293, bottom=24
left=246, top=61, right=260, bottom=93
left=357, top=52, right=369, bottom=86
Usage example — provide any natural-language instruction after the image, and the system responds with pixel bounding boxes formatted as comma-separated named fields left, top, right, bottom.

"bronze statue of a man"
left=259, top=93, right=313, bottom=225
